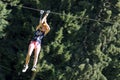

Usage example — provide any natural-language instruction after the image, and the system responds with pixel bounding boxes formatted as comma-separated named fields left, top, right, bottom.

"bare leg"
left=22, top=42, right=35, bottom=72
left=25, top=42, right=35, bottom=66
left=33, top=43, right=41, bottom=67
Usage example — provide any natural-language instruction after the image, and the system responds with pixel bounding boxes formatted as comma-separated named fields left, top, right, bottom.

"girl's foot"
left=31, top=66, right=37, bottom=72
left=22, top=65, right=28, bottom=72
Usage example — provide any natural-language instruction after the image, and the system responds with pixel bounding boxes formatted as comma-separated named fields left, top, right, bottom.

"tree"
left=0, top=0, right=120, bottom=80
left=0, top=1, right=11, bottom=38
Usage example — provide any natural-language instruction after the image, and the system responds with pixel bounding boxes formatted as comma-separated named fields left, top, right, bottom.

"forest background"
left=0, top=0, right=120, bottom=80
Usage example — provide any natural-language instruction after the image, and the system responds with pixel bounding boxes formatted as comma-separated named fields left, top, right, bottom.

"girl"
left=22, top=10, right=50, bottom=72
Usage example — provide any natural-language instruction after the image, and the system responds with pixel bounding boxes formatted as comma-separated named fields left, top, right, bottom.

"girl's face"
left=41, top=23, right=47, bottom=31
left=41, top=26, right=46, bottom=31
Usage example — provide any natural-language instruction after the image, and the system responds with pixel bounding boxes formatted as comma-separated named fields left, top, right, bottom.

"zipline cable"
left=22, top=6, right=66, bottom=16
left=16, top=5, right=116, bottom=24
left=22, top=6, right=40, bottom=12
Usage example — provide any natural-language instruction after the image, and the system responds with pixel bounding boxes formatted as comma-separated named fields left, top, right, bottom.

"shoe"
left=22, top=65, right=28, bottom=72
left=31, top=66, right=37, bottom=72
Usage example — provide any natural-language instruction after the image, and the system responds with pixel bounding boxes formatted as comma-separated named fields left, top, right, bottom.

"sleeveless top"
left=32, top=29, right=45, bottom=43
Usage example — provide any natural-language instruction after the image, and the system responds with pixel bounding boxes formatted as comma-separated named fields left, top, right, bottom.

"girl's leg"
left=32, top=42, right=41, bottom=71
left=25, top=43, right=35, bottom=66
left=22, top=42, right=35, bottom=72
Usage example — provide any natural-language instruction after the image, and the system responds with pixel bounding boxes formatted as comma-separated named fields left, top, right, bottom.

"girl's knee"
left=26, top=55, right=30, bottom=58
left=26, top=53, right=32, bottom=58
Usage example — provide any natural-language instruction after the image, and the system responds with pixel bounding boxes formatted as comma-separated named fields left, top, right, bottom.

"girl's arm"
left=41, top=14, right=48, bottom=23
left=41, top=10, right=50, bottom=23
left=44, top=23, right=50, bottom=36
left=36, top=10, right=44, bottom=30
left=36, top=24, right=41, bottom=30
left=36, top=15, right=48, bottom=30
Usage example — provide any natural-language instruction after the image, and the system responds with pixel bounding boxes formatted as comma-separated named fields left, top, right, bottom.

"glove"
left=40, top=10, right=44, bottom=14
left=46, top=10, right=50, bottom=14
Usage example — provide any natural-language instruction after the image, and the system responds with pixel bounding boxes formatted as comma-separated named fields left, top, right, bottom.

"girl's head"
left=40, top=22, right=47, bottom=31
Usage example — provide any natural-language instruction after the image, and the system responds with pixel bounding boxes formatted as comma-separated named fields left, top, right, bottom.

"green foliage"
left=0, top=1, right=11, bottom=37
left=0, top=0, right=120, bottom=80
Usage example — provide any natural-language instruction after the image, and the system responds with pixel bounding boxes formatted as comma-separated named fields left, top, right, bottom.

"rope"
left=22, top=5, right=67, bottom=16
left=22, top=6, right=40, bottom=12
left=15, top=5, right=116, bottom=24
